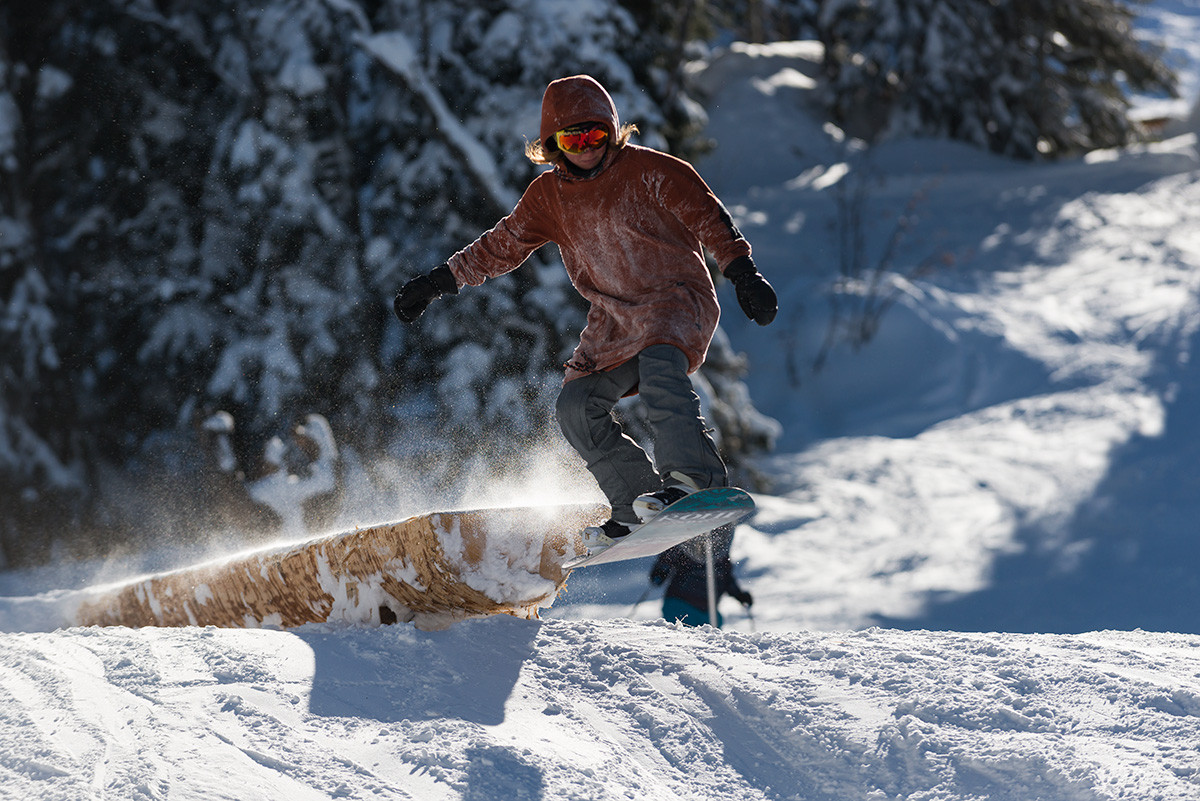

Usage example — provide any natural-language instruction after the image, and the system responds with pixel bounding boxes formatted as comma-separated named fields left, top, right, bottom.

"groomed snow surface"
left=7, top=5, right=1200, bottom=799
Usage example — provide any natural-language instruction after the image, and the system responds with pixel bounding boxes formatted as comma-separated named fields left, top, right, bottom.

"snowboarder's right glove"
left=724, top=255, right=777, bottom=326
left=393, top=264, right=458, bottom=323
left=729, top=585, right=754, bottom=608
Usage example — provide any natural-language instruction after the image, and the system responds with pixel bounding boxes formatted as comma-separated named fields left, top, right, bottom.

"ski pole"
left=704, top=532, right=719, bottom=627
left=628, top=582, right=655, bottom=618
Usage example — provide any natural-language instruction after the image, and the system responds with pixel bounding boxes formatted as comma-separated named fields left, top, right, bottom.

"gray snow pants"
left=555, top=344, right=727, bottom=524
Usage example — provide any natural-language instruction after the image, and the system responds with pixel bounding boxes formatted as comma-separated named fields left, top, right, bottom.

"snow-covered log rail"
left=74, top=504, right=606, bottom=631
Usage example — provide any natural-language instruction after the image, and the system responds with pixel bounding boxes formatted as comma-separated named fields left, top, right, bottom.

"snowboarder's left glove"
left=724, top=256, right=777, bottom=326
left=393, top=264, right=458, bottom=323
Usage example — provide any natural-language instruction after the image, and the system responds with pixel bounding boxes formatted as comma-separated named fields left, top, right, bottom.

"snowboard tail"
left=564, top=487, right=754, bottom=569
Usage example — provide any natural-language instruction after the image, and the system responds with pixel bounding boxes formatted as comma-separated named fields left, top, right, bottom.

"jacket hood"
left=539, top=75, right=620, bottom=148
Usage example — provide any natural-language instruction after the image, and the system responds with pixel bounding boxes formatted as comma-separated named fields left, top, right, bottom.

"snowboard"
left=564, top=487, right=755, bottom=569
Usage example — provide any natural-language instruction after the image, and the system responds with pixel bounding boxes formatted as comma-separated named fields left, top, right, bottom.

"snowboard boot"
left=581, top=518, right=635, bottom=549
left=633, top=472, right=701, bottom=522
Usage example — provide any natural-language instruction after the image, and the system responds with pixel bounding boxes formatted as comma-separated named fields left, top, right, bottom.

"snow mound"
left=1, top=618, right=1197, bottom=800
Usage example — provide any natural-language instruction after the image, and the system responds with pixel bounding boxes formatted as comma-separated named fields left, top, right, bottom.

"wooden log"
left=75, top=504, right=607, bottom=631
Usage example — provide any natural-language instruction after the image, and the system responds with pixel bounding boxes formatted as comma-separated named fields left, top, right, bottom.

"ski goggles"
left=554, top=124, right=609, bottom=154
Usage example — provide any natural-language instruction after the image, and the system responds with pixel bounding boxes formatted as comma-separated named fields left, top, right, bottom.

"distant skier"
left=650, top=526, right=753, bottom=628
left=393, top=74, right=776, bottom=550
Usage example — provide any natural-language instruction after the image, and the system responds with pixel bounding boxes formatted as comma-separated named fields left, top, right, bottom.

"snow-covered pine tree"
left=0, top=2, right=116, bottom=562
left=617, top=0, right=819, bottom=50
left=0, top=0, right=780, bottom=561
left=817, top=0, right=1176, bottom=158
left=182, top=3, right=371, bottom=449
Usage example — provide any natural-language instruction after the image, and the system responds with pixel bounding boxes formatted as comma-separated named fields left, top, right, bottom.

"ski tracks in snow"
left=0, top=627, right=446, bottom=800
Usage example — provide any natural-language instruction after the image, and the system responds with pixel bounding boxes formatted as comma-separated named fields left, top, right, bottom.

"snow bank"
left=1, top=618, right=1197, bottom=801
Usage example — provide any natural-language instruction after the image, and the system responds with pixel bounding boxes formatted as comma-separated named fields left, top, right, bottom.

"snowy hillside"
left=3, top=619, right=1198, bottom=801
left=553, top=33, right=1200, bottom=638
left=5, top=3, right=1200, bottom=800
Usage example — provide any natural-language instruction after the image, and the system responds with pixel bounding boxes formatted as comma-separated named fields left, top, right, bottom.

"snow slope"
left=3, top=619, right=1199, bottom=801
left=5, top=4, right=1200, bottom=800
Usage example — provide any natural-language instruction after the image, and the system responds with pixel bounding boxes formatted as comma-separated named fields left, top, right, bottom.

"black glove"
left=724, top=255, right=777, bottom=326
left=728, top=585, right=753, bottom=608
left=393, top=264, right=458, bottom=323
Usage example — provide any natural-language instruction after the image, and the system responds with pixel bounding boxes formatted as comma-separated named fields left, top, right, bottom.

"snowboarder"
left=650, top=525, right=753, bottom=628
left=393, top=74, right=776, bottom=546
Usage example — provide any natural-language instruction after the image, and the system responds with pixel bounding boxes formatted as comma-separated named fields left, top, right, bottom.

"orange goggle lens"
left=555, top=126, right=609, bottom=154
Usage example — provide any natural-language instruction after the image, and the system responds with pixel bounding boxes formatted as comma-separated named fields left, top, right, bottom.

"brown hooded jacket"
left=447, top=74, right=752, bottom=382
